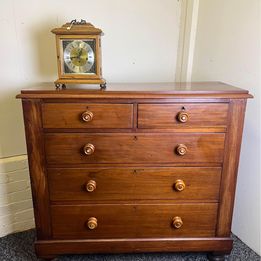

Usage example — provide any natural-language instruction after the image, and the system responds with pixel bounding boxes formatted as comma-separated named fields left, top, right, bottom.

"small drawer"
left=45, top=133, right=225, bottom=164
left=42, top=103, right=133, bottom=129
left=51, top=203, right=218, bottom=239
left=138, top=103, right=229, bottom=128
left=48, top=167, right=221, bottom=202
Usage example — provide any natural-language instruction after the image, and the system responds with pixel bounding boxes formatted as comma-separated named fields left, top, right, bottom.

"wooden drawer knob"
left=86, top=180, right=96, bottom=192
left=83, top=143, right=95, bottom=155
left=176, top=144, right=187, bottom=156
left=172, top=216, right=183, bottom=229
left=177, top=111, right=189, bottom=123
left=87, top=217, right=98, bottom=230
left=174, top=179, right=186, bottom=192
left=81, top=111, right=94, bottom=122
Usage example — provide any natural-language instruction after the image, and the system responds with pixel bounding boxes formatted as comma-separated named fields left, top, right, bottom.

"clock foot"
left=55, top=83, right=61, bottom=89
left=100, top=82, right=107, bottom=89
left=55, top=83, right=66, bottom=89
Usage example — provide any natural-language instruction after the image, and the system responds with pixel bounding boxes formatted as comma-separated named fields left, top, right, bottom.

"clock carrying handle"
left=66, top=19, right=87, bottom=30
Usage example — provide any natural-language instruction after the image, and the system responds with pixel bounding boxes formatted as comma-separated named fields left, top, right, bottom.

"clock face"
left=62, top=39, right=96, bottom=74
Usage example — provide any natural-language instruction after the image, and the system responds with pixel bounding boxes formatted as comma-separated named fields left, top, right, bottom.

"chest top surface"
left=17, top=82, right=252, bottom=99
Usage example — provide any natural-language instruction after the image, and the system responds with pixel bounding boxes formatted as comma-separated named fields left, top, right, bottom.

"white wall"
left=192, top=0, right=261, bottom=255
left=0, top=0, right=181, bottom=236
left=0, top=0, right=181, bottom=158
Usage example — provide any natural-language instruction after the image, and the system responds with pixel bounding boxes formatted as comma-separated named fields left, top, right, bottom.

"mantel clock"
left=51, top=20, right=106, bottom=89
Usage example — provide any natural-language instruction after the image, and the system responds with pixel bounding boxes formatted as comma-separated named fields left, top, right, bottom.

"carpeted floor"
left=0, top=230, right=260, bottom=261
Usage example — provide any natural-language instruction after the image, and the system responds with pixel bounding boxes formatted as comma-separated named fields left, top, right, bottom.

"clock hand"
left=78, top=48, right=83, bottom=58
left=74, top=49, right=83, bottom=65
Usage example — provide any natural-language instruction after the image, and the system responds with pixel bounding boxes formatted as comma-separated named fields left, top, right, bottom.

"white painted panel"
left=0, top=219, right=35, bottom=237
left=0, top=189, right=32, bottom=205
left=0, top=155, right=28, bottom=172
left=0, top=156, right=34, bottom=237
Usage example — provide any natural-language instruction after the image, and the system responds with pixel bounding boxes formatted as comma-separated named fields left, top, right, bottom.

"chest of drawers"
left=17, top=82, right=252, bottom=260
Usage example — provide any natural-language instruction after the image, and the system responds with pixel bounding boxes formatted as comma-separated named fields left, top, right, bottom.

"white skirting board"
left=0, top=155, right=35, bottom=237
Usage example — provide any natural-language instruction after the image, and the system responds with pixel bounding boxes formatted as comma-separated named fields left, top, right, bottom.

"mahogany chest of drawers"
left=17, top=82, right=252, bottom=260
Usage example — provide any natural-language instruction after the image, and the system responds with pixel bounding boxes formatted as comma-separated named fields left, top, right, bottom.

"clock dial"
left=63, top=40, right=95, bottom=74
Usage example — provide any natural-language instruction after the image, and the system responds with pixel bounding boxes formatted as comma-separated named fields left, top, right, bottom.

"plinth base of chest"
left=35, top=237, right=233, bottom=258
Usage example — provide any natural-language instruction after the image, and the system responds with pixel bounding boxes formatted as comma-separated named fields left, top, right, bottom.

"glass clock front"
left=62, top=39, right=96, bottom=74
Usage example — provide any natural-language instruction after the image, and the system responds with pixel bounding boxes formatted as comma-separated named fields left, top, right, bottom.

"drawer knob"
left=176, top=144, right=187, bottom=156
left=172, top=216, right=183, bottom=229
left=83, top=143, right=95, bottom=155
left=82, top=111, right=94, bottom=122
left=177, top=111, right=189, bottom=123
left=86, top=180, right=96, bottom=192
left=174, top=179, right=186, bottom=192
left=87, top=217, right=98, bottom=230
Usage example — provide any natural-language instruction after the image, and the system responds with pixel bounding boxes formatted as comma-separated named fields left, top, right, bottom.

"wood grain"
left=48, top=167, right=221, bottom=202
left=42, top=103, right=133, bottom=129
left=216, top=99, right=247, bottom=236
left=17, top=82, right=252, bottom=100
left=51, top=22, right=102, bottom=35
left=35, top=237, right=233, bottom=257
left=22, top=100, right=51, bottom=239
left=138, top=103, right=228, bottom=128
left=44, top=133, right=225, bottom=164
left=51, top=203, right=218, bottom=239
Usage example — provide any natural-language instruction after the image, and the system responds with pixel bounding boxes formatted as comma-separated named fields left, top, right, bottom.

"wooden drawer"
left=48, top=167, right=221, bottom=202
left=51, top=203, right=218, bottom=239
left=42, top=103, right=133, bottom=129
left=45, top=133, right=225, bottom=164
left=138, top=103, right=228, bottom=128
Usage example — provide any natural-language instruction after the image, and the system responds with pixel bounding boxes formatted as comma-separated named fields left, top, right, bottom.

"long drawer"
left=42, top=103, right=133, bottom=129
left=138, top=103, right=229, bottom=128
left=48, top=167, right=221, bottom=201
left=45, top=133, right=225, bottom=164
left=51, top=203, right=218, bottom=239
